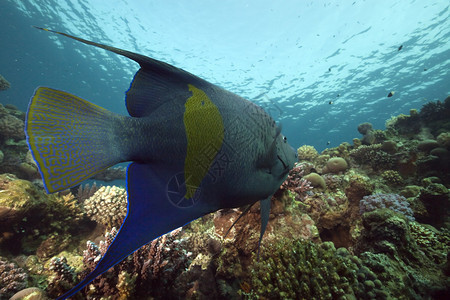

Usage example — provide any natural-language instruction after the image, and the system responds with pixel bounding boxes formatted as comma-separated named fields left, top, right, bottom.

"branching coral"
left=75, top=182, right=99, bottom=202
left=83, top=185, right=127, bottom=229
left=55, top=227, right=192, bottom=299
left=0, top=257, right=28, bottom=299
left=280, top=163, right=312, bottom=200
left=381, top=170, right=403, bottom=185
left=245, top=240, right=387, bottom=299
left=349, top=144, right=395, bottom=170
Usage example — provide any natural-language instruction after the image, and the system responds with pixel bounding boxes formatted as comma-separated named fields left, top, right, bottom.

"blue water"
left=0, top=0, right=449, bottom=151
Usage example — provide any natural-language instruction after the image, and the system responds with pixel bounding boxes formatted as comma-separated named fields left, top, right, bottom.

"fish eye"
left=283, top=136, right=287, bottom=143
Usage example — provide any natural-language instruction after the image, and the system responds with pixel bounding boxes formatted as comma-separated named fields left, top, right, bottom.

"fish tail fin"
left=26, top=87, right=124, bottom=193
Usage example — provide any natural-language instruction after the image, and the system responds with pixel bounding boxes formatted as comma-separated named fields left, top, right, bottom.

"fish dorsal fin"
left=33, top=26, right=210, bottom=117
left=257, top=196, right=271, bottom=259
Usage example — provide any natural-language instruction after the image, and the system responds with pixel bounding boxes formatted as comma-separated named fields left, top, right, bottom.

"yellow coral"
left=117, top=271, right=137, bottom=300
left=84, top=186, right=127, bottom=229
left=297, top=145, right=318, bottom=161
left=381, top=170, right=403, bottom=185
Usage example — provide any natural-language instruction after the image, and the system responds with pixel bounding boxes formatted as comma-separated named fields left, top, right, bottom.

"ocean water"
left=1, top=0, right=449, bottom=151
left=1, top=1, right=450, bottom=299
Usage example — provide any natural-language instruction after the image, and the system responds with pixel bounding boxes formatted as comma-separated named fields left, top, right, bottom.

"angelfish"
left=26, top=27, right=297, bottom=299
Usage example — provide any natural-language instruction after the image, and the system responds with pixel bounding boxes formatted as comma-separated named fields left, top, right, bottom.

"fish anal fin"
left=55, top=163, right=213, bottom=299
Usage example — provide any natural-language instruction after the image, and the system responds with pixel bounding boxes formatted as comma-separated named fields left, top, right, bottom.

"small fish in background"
left=329, top=101, right=333, bottom=105
left=337, top=93, right=340, bottom=97
left=398, top=45, right=403, bottom=51
left=424, top=68, right=428, bottom=71
left=387, top=91, right=395, bottom=98
left=328, top=67, right=332, bottom=72
left=26, top=27, right=297, bottom=300
left=327, top=141, right=331, bottom=145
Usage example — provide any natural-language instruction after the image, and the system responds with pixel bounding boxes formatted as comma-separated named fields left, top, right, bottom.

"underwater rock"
left=380, top=140, right=397, bottom=153
left=419, top=182, right=449, bottom=227
left=417, top=139, right=439, bottom=152
left=0, top=104, right=25, bottom=141
left=437, top=132, right=450, bottom=148
left=385, top=111, right=421, bottom=137
left=356, top=210, right=449, bottom=298
left=36, top=234, right=71, bottom=260
left=430, top=146, right=449, bottom=158
left=357, top=122, right=376, bottom=145
left=399, top=185, right=421, bottom=198
left=356, top=209, right=416, bottom=258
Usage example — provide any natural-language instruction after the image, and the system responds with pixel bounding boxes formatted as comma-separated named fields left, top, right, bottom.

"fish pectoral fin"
left=55, top=163, right=211, bottom=300
left=257, top=196, right=272, bottom=259
left=223, top=202, right=257, bottom=239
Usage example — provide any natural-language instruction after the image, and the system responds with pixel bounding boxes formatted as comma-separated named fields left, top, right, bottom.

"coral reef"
left=246, top=240, right=387, bottom=299
left=0, top=257, right=28, bottom=299
left=0, top=173, right=87, bottom=256
left=356, top=209, right=449, bottom=298
left=10, top=287, right=48, bottom=300
left=359, top=193, right=415, bottom=221
left=0, top=75, right=10, bottom=91
left=83, top=185, right=127, bottom=229
left=358, top=122, right=376, bottom=144
left=349, top=144, right=395, bottom=170
left=297, top=145, right=319, bottom=161
left=1, top=96, right=450, bottom=299
left=48, top=227, right=192, bottom=299
left=323, top=157, right=348, bottom=174
left=280, top=162, right=312, bottom=200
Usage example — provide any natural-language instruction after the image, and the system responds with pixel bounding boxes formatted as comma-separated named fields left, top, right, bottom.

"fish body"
left=26, top=28, right=297, bottom=299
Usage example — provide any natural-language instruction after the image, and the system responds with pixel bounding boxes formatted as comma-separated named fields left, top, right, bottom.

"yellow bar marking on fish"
left=183, top=84, right=224, bottom=199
